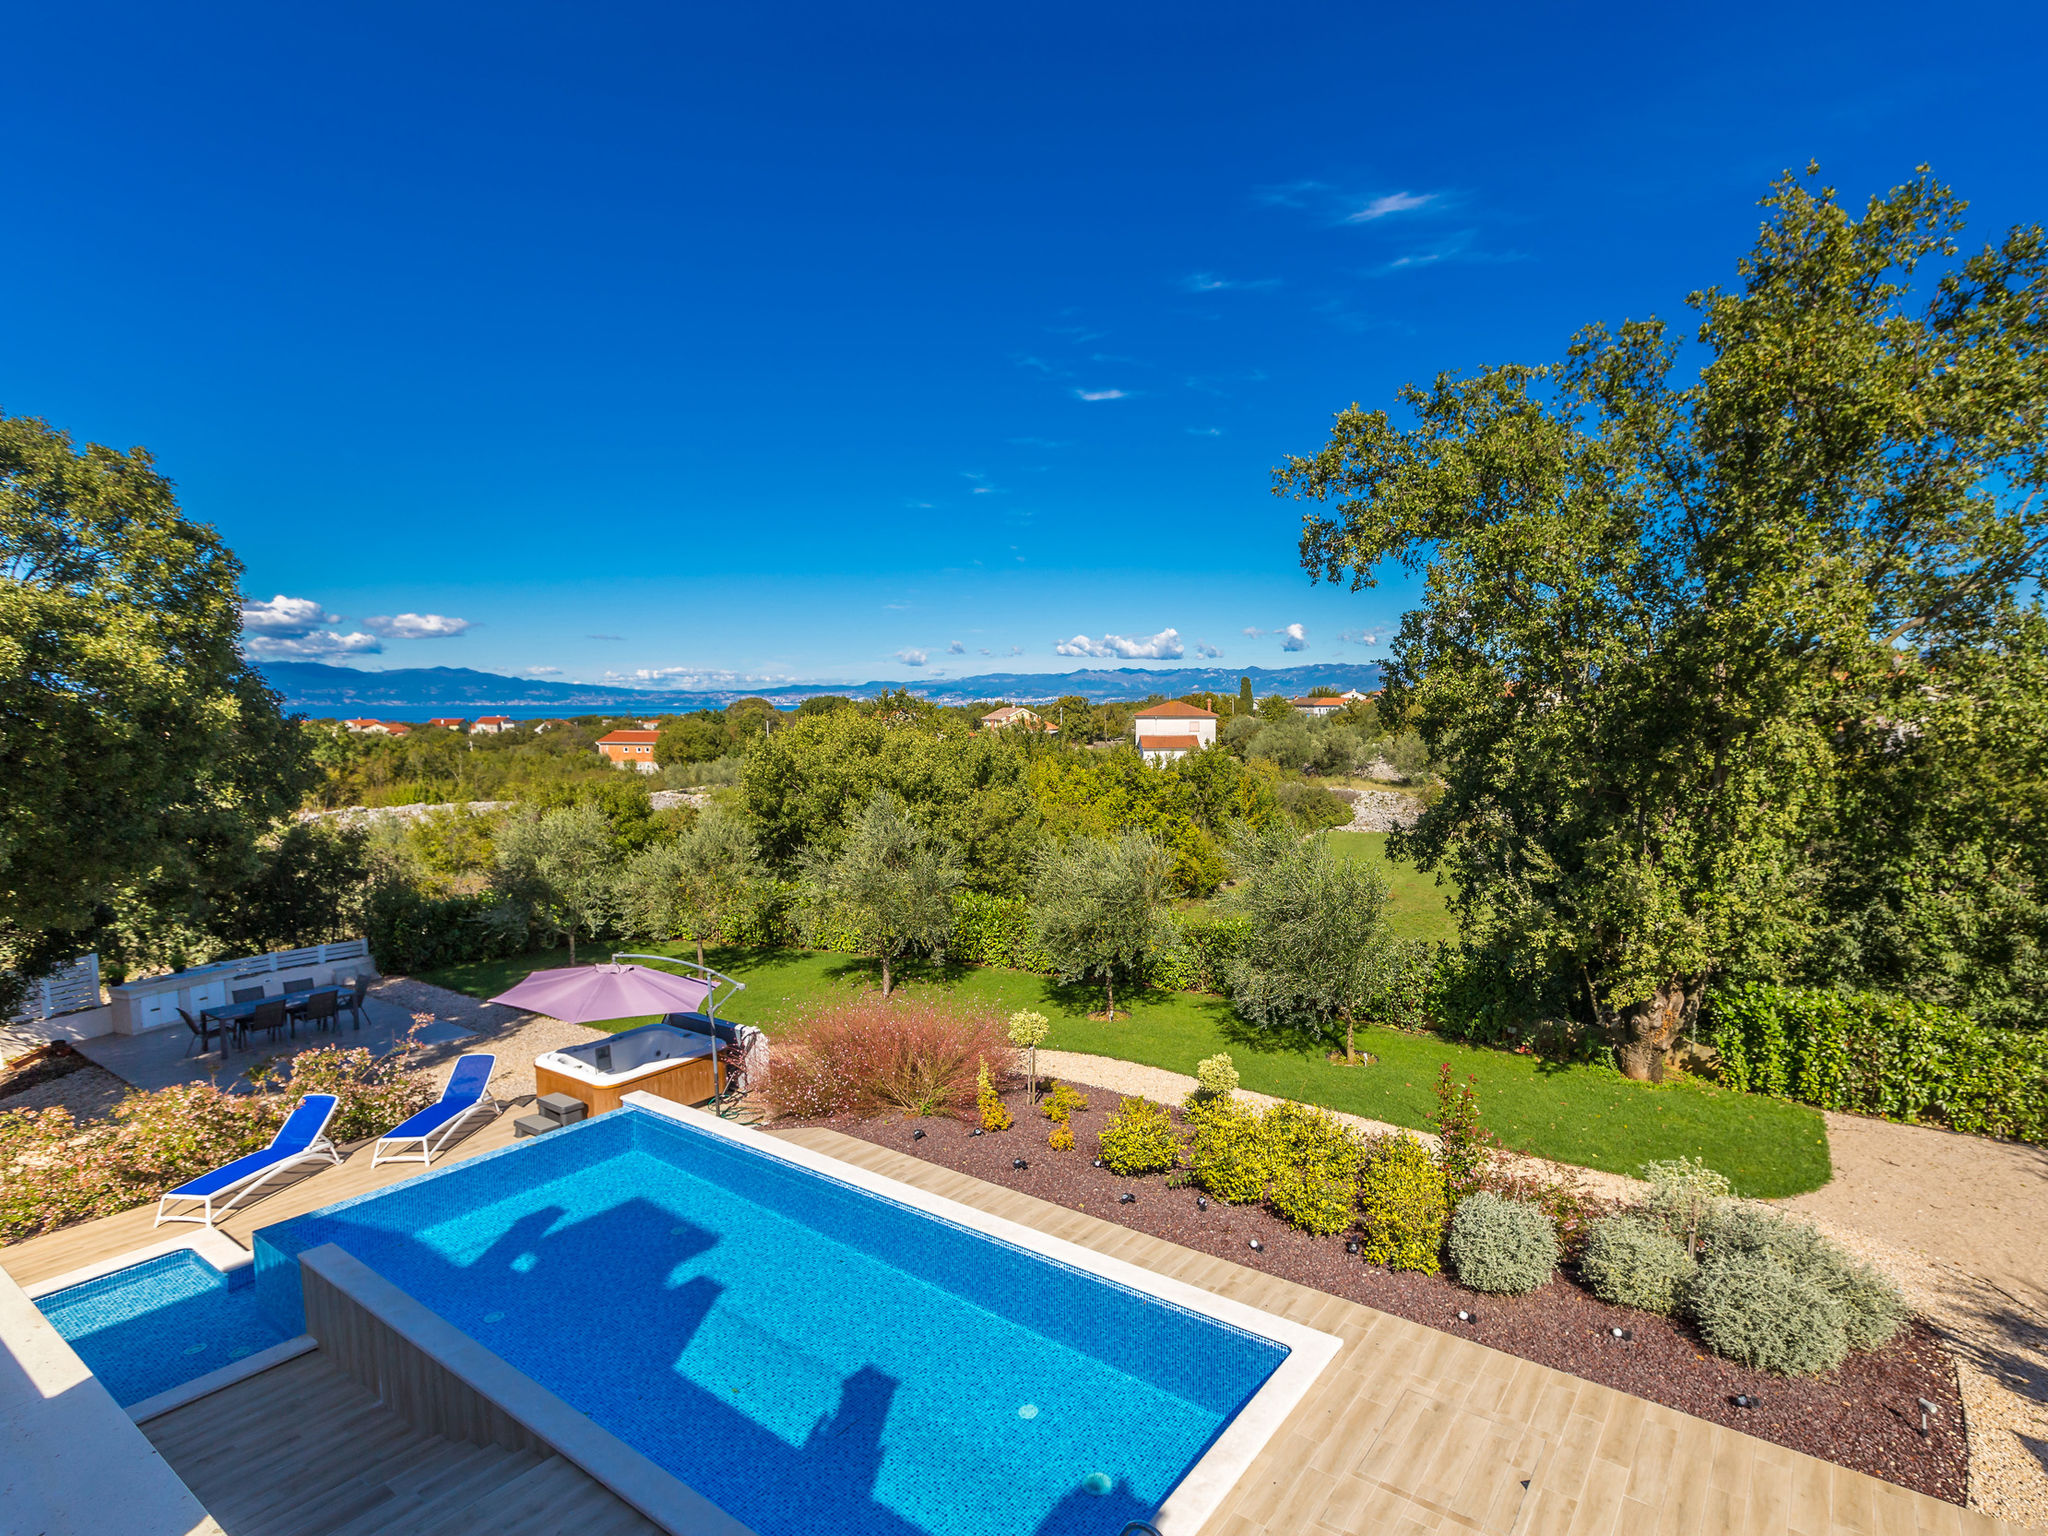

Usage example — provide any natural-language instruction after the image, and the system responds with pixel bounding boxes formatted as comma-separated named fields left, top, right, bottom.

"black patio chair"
left=232, top=986, right=267, bottom=1004
left=294, top=988, right=341, bottom=1034
left=246, top=996, right=290, bottom=1045
left=178, top=1007, right=224, bottom=1058
left=341, top=974, right=371, bottom=1031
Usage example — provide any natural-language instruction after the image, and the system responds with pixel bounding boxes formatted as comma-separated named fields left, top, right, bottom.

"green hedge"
left=1709, top=983, right=2048, bottom=1143
left=366, top=884, right=531, bottom=974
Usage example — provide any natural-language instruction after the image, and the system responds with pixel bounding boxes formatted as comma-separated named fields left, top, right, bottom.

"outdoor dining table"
left=198, top=986, right=346, bottom=1057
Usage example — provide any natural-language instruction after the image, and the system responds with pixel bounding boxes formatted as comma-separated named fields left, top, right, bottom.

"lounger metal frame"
left=371, top=1058, right=500, bottom=1167
left=154, top=1098, right=342, bottom=1228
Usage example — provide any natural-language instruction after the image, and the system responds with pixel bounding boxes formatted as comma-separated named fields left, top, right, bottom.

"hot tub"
left=533, top=1016, right=759, bottom=1114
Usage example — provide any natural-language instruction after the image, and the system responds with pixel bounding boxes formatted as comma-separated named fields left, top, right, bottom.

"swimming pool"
left=255, top=1102, right=1331, bottom=1536
left=33, top=1245, right=293, bottom=1411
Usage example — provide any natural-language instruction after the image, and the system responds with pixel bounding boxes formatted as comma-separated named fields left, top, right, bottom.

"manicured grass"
left=1320, top=830, right=1459, bottom=944
left=421, top=942, right=1830, bottom=1197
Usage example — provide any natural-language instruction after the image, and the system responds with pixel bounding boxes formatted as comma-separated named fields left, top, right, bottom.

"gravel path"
left=0, top=1060, right=130, bottom=1122
left=1036, top=1047, right=2048, bottom=1527
left=368, top=977, right=608, bottom=1100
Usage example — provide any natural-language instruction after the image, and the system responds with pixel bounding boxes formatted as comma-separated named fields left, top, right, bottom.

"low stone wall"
left=297, top=800, right=516, bottom=827
left=1330, top=786, right=1425, bottom=831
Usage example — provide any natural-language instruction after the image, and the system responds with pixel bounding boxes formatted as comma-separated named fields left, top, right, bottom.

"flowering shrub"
left=1, top=1082, right=278, bottom=1243
left=0, top=1035, right=447, bottom=1244
left=763, top=998, right=1018, bottom=1121
left=248, top=1035, right=438, bottom=1144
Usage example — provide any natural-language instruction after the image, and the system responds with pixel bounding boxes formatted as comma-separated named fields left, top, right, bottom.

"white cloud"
left=1195, top=641, right=1223, bottom=658
left=364, top=612, right=472, bottom=640
left=1074, top=388, right=1128, bottom=402
left=1346, top=191, right=1435, bottom=222
left=1279, top=622, right=1309, bottom=651
left=1179, top=273, right=1280, bottom=293
left=947, top=641, right=965, bottom=654
left=242, top=630, right=382, bottom=661
left=1054, top=628, right=1184, bottom=660
left=980, top=648, right=992, bottom=656
left=602, top=666, right=802, bottom=688
left=241, top=594, right=339, bottom=636
left=1338, top=630, right=1379, bottom=647
left=1186, top=426, right=1223, bottom=437
left=1006, top=645, right=1024, bottom=657
left=1242, top=626, right=1265, bottom=637
left=896, top=649, right=929, bottom=667
left=238, top=594, right=385, bottom=660
left=522, top=665, right=564, bottom=675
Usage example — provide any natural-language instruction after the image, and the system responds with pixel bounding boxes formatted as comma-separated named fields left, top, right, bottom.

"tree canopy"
left=1030, top=829, right=1172, bottom=1015
left=808, top=792, right=961, bottom=995
left=0, top=412, right=309, bottom=1007
left=1226, top=835, right=1394, bottom=1064
left=1279, top=169, right=2048, bottom=1075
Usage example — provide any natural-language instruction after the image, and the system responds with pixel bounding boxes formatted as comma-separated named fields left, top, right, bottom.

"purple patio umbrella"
left=488, top=962, right=711, bottom=1024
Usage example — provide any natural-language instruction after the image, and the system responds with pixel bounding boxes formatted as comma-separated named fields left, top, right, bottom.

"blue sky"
left=7, top=2, right=2046, bottom=687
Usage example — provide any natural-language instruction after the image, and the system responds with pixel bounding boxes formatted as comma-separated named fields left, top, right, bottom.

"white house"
left=980, top=705, right=1057, bottom=734
left=470, top=716, right=516, bottom=734
left=1131, top=700, right=1218, bottom=764
left=1292, top=696, right=1343, bottom=719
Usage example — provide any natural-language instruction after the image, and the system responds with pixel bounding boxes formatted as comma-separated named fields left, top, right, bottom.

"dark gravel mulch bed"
left=795, top=1086, right=1968, bottom=1505
left=0, top=1041, right=92, bottom=1102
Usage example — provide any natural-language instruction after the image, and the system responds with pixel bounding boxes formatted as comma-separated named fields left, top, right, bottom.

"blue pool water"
left=35, top=1249, right=291, bottom=1409
left=255, top=1107, right=1286, bottom=1536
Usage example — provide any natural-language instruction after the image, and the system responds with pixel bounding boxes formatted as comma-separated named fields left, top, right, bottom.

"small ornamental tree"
left=1225, top=835, right=1393, bottom=1064
left=1007, top=1010, right=1051, bottom=1101
left=1029, top=830, right=1171, bottom=1017
left=810, top=792, right=961, bottom=996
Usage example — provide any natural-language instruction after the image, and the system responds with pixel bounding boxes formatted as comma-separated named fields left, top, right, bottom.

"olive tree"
left=1226, top=836, right=1393, bottom=1064
left=494, top=801, right=619, bottom=964
left=619, top=804, right=761, bottom=967
left=1278, top=168, right=2048, bottom=1079
left=1030, top=830, right=1170, bottom=1017
left=809, top=792, right=960, bottom=996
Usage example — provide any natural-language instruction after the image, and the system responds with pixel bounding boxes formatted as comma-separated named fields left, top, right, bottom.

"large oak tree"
left=1277, top=170, right=2048, bottom=1078
left=1, top=413, right=310, bottom=1009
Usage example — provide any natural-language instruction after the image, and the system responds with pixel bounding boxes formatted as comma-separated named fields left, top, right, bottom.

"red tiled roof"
left=474, top=715, right=513, bottom=724
left=1138, top=734, right=1200, bottom=751
left=597, top=730, right=661, bottom=744
left=1132, top=700, right=1218, bottom=720
left=1293, top=697, right=1340, bottom=707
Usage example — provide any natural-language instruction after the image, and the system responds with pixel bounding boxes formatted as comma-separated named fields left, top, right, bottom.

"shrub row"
left=1576, top=1163, right=1910, bottom=1376
left=1709, top=982, right=2048, bottom=1143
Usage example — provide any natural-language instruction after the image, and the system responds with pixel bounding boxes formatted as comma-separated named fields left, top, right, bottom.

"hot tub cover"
left=489, top=963, right=711, bottom=1024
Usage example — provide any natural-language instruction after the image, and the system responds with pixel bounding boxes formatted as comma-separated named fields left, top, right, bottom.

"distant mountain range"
left=256, top=661, right=1385, bottom=715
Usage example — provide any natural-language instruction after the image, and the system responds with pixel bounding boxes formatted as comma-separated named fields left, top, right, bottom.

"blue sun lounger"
left=372, top=1053, right=499, bottom=1166
left=155, top=1093, right=343, bottom=1227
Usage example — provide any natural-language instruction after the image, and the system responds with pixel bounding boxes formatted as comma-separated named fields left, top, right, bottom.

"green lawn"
left=423, top=941, right=1829, bottom=1197
left=1320, top=830, right=1460, bottom=944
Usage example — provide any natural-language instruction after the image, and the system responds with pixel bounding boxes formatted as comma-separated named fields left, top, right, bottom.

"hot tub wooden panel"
left=535, top=1053, right=719, bottom=1116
